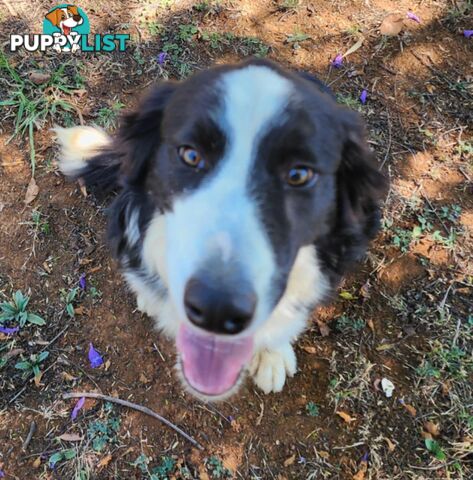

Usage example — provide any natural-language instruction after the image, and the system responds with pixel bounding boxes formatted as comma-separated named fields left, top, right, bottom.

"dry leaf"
left=367, top=319, right=375, bottom=332
left=343, top=37, right=364, bottom=57
left=32, top=457, right=42, bottom=468
left=230, top=418, right=242, bottom=432
left=302, top=346, right=317, bottom=354
left=24, top=177, right=39, bottom=204
left=2, top=348, right=24, bottom=361
left=139, top=373, right=150, bottom=384
left=28, top=71, right=51, bottom=84
left=33, top=371, right=43, bottom=387
left=353, top=460, right=367, bottom=480
left=316, top=319, right=331, bottom=337
left=61, top=371, right=76, bottom=382
left=104, top=359, right=111, bottom=371
left=97, top=454, right=113, bottom=469
left=384, top=437, right=396, bottom=452
left=318, top=451, right=330, bottom=459
left=421, top=430, right=433, bottom=440
left=58, top=433, right=83, bottom=442
left=424, top=421, right=440, bottom=437
left=336, top=411, right=356, bottom=423
left=74, top=306, right=86, bottom=316
left=380, top=13, right=405, bottom=36
left=376, top=343, right=395, bottom=351
left=283, top=454, right=296, bottom=467
left=401, top=403, right=417, bottom=417
left=360, top=281, right=371, bottom=299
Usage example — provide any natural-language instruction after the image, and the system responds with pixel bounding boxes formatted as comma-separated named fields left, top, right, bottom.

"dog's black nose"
left=184, top=277, right=256, bottom=335
left=73, top=14, right=81, bottom=22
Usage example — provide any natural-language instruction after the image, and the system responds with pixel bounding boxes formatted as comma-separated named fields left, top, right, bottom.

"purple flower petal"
left=157, top=52, right=168, bottom=65
left=79, top=274, right=86, bottom=290
left=0, top=470, right=5, bottom=478
left=88, top=343, right=103, bottom=368
left=360, top=89, right=368, bottom=104
left=331, top=54, right=343, bottom=68
left=406, top=12, right=421, bottom=23
left=71, top=396, right=85, bottom=420
left=464, top=30, right=473, bottom=38
left=361, top=452, right=370, bottom=462
left=0, top=326, right=20, bottom=335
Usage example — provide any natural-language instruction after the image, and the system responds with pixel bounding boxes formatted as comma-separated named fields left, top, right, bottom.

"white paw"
left=249, top=344, right=297, bottom=394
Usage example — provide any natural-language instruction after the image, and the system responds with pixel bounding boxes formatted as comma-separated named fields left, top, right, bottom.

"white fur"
left=54, top=126, right=110, bottom=176
left=56, top=66, right=329, bottom=396
left=143, top=65, right=294, bottom=332
left=138, top=67, right=327, bottom=394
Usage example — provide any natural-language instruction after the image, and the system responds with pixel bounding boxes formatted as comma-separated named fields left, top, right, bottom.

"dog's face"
left=112, top=60, right=385, bottom=398
left=45, top=6, right=83, bottom=34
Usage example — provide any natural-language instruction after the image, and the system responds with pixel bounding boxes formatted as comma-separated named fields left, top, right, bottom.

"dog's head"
left=112, top=59, right=386, bottom=399
left=45, top=5, right=83, bottom=34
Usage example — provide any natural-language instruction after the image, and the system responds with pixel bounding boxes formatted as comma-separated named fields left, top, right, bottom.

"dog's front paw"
left=249, top=344, right=297, bottom=394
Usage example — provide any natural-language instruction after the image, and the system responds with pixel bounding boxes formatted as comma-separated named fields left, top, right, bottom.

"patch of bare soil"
left=1, top=1, right=472, bottom=479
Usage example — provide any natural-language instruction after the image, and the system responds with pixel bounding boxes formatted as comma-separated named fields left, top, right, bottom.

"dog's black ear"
left=118, top=82, right=177, bottom=186
left=317, top=109, right=388, bottom=283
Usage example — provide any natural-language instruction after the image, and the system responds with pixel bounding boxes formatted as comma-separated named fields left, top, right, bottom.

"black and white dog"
left=56, top=59, right=386, bottom=400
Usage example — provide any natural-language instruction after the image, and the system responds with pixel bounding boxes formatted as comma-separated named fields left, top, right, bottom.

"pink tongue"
left=177, top=325, right=254, bottom=396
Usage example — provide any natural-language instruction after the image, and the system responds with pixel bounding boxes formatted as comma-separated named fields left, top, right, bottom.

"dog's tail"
left=54, top=126, right=122, bottom=192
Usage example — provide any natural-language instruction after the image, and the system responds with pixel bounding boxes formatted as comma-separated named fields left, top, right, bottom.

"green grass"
left=0, top=50, right=82, bottom=175
left=96, top=101, right=125, bottom=130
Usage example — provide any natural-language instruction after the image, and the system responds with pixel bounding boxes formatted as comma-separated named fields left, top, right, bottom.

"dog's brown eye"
left=286, top=166, right=317, bottom=187
left=178, top=146, right=205, bottom=169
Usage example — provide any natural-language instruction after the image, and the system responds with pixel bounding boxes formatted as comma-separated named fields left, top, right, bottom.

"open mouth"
left=63, top=25, right=72, bottom=35
left=176, top=324, right=254, bottom=397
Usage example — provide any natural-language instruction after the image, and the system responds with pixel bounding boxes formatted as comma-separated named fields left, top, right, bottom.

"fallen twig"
left=63, top=391, right=204, bottom=450
left=22, top=420, right=37, bottom=451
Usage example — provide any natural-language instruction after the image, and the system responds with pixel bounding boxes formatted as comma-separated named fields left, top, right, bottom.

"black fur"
left=65, top=58, right=387, bottom=297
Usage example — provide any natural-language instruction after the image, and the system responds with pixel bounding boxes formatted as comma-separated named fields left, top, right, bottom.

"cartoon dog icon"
left=45, top=5, right=84, bottom=53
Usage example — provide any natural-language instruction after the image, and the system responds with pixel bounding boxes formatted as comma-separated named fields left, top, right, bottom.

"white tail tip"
left=54, top=126, right=111, bottom=177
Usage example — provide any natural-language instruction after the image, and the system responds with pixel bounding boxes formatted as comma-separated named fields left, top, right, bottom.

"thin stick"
left=63, top=392, right=204, bottom=450
left=22, top=420, right=37, bottom=451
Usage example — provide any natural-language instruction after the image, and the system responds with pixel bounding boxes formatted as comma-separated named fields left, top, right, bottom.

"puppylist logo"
left=9, top=4, right=129, bottom=53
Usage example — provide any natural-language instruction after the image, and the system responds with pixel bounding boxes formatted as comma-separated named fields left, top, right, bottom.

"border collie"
left=56, top=58, right=387, bottom=400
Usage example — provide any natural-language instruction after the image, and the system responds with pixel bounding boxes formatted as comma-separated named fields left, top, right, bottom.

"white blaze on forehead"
left=143, top=65, right=294, bottom=327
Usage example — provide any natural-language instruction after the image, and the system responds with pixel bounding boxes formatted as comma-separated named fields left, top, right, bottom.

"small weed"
left=88, top=286, right=102, bottom=300
left=456, top=140, right=473, bottom=158
left=305, top=401, right=320, bottom=417
left=336, top=315, right=365, bottom=332
left=31, top=210, right=51, bottom=235
left=238, top=37, right=269, bottom=57
left=132, top=454, right=176, bottom=479
left=0, top=290, right=45, bottom=327
left=145, top=21, right=163, bottom=36
left=439, top=204, right=462, bottom=223
left=346, top=24, right=363, bottom=36
left=61, top=287, right=79, bottom=318
left=286, top=31, right=311, bottom=44
left=336, top=93, right=361, bottom=111
left=418, top=340, right=471, bottom=381
left=96, top=101, right=125, bottom=130
left=425, top=438, right=447, bottom=461
left=15, top=351, right=49, bottom=380
left=87, top=405, right=121, bottom=452
left=178, top=24, right=198, bottom=43
left=277, top=0, right=300, bottom=11
left=49, top=448, right=76, bottom=469
left=207, top=456, right=232, bottom=478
